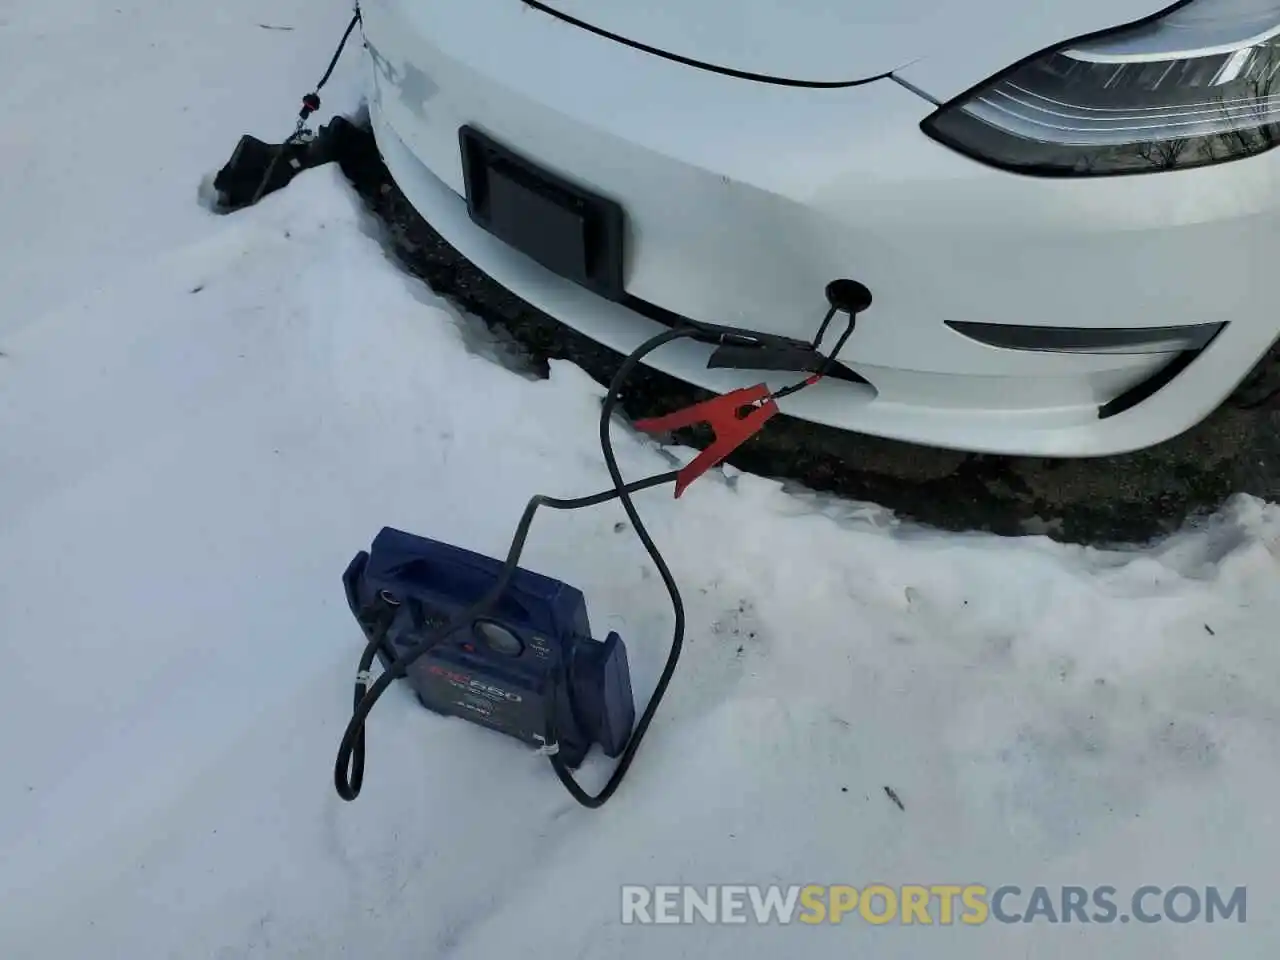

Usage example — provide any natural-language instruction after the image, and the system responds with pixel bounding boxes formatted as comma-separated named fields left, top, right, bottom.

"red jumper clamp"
left=634, top=384, right=779, bottom=497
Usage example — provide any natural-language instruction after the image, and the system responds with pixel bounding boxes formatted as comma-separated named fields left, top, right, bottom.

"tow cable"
left=217, top=12, right=873, bottom=809
left=211, top=10, right=362, bottom=213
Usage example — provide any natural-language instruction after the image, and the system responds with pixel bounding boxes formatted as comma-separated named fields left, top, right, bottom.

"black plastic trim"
left=1097, top=323, right=1225, bottom=418
left=946, top=320, right=1224, bottom=353
left=1098, top=351, right=1199, bottom=419
left=915, top=0, right=1250, bottom=179
left=520, top=0, right=894, bottom=89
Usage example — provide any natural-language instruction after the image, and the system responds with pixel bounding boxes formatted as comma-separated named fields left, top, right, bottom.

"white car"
left=356, top=0, right=1280, bottom=457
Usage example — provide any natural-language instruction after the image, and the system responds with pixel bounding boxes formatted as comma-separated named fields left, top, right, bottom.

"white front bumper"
left=358, top=0, right=1280, bottom=456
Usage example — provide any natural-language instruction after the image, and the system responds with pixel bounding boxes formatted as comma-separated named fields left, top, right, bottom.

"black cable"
left=769, top=312, right=858, bottom=402
left=547, top=328, right=690, bottom=806
left=333, top=466, right=679, bottom=802
left=315, top=11, right=361, bottom=94
left=340, top=602, right=398, bottom=800
left=821, top=315, right=858, bottom=375
left=335, top=321, right=848, bottom=806
left=810, top=306, right=839, bottom=353
left=334, top=330, right=692, bottom=805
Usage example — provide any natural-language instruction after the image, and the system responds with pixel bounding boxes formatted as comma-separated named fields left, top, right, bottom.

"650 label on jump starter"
left=411, top=660, right=549, bottom=746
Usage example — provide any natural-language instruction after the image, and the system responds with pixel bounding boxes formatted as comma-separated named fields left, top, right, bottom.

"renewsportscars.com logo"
left=620, top=884, right=1247, bottom=926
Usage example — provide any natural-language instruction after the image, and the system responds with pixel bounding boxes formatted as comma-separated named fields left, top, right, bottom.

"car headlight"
left=921, top=0, right=1280, bottom=175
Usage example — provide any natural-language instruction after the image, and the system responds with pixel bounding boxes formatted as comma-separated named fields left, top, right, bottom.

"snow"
left=3, top=2, right=1280, bottom=957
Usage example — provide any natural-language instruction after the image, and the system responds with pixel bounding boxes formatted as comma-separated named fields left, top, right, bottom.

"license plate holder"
left=459, top=126, right=625, bottom=301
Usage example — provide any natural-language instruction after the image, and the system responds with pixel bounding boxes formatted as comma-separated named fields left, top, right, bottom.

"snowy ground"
left=3, top=3, right=1280, bottom=957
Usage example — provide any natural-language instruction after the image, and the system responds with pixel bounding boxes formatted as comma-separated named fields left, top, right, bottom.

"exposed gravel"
left=334, top=125, right=1280, bottom=546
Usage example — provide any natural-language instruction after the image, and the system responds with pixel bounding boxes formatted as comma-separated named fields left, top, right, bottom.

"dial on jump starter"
left=212, top=9, right=873, bottom=809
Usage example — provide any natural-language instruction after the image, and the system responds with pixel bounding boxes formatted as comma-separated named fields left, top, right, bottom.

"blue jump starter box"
left=342, top=527, right=636, bottom=767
